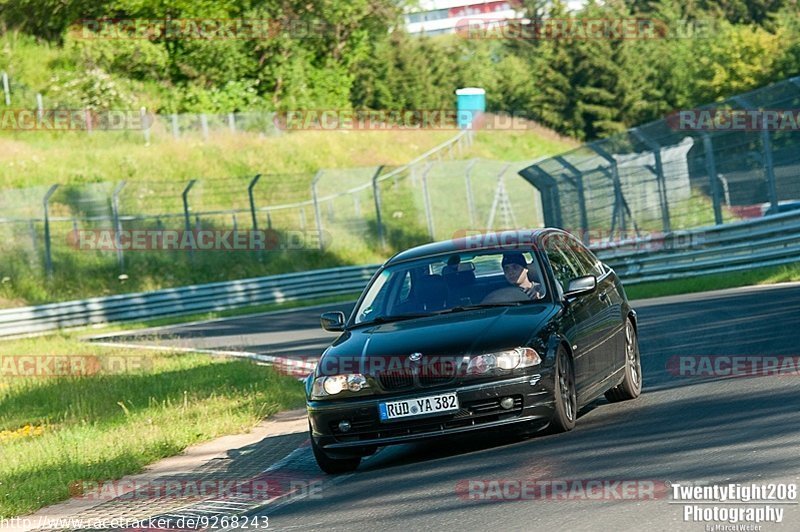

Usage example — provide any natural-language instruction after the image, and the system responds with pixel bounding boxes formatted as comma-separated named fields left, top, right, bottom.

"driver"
left=482, top=252, right=545, bottom=303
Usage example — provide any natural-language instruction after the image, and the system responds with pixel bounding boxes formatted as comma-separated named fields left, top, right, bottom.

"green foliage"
left=170, top=79, right=263, bottom=113
left=1, top=0, right=799, bottom=137
left=46, top=68, right=135, bottom=110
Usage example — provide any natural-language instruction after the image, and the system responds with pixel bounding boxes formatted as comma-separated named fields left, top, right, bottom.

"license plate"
left=379, top=393, right=459, bottom=421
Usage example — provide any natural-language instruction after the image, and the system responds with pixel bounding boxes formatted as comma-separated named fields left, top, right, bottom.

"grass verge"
left=0, top=335, right=306, bottom=518
left=626, top=262, right=800, bottom=300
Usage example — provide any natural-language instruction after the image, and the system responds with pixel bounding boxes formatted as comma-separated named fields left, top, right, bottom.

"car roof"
left=385, top=228, right=559, bottom=266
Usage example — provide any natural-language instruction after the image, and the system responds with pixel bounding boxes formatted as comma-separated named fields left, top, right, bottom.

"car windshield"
left=353, top=250, right=547, bottom=325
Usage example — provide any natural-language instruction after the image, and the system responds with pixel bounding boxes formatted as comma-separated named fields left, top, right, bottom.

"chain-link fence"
left=0, top=71, right=283, bottom=142
left=520, top=75, right=800, bottom=244
left=1, top=131, right=550, bottom=288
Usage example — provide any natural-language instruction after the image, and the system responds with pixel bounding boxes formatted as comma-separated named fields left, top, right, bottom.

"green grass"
left=0, top=130, right=463, bottom=189
left=626, top=262, right=800, bottom=300
left=0, top=334, right=306, bottom=518
left=470, top=126, right=578, bottom=161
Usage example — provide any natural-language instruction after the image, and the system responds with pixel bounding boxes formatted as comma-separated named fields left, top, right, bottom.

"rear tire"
left=605, top=318, right=642, bottom=402
left=310, top=430, right=361, bottom=474
left=550, top=346, right=577, bottom=433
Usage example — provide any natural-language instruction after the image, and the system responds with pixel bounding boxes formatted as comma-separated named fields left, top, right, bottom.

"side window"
left=398, top=271, right=412, bottom=302
left=545, top=246, right=580, bottom=293
left=567, top=237, right=605, bottom=278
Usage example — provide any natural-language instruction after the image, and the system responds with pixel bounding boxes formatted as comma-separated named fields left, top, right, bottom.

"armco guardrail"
left=1, top=212, right=799, bottom=337
left=595, top=209, right=800, bottom=284
left=0, top=264, right=379, bottom=337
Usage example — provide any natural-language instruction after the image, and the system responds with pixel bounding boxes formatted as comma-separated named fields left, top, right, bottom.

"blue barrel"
left=456, top=87, right=486, bottom=129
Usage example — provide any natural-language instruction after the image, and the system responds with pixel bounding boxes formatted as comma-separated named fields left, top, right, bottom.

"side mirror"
left=563, top=275, right=597, bottom=300
left=320, top=311, right=345, bottom=332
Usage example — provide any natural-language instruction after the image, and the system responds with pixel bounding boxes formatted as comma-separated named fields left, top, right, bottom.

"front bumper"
left=307, top=370, right=555, bottom=456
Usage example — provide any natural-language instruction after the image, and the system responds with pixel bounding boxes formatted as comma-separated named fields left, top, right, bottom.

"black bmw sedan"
left=305, top=229, right=642, bottom=473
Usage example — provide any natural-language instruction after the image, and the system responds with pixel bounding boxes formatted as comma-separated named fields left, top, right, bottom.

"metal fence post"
left=1, top=71, right=10, bottom=106
left=200, top=114, right=209, bottom=140
left=589, top=144, right=629, bottom=235
left=632, top=128, right=671, bottom=233
left=111, top=181, right=127, bottom=273
left=421, top=162, right=435, bottom=240
left=71, top=219, right=78, bottom=242
left=247, top=173, right=265, bottom=257
left=311, top=170, right=324, bottom=247
left=554, top=156, right=589, bottom=243
left=28, top=220, right=38, bottom=259
left=734, top=95, right=779, bottom=212
left=519, top=165, right=563, bottom=228
left=171, top=114, right=179, bottom=138
left=42, top=185, right=59, bottom=278
left=140, top=107, right=150, bottom=144
left=182, top=179, right=197, bottom=262
left=761, top=129, right=779, bottom=211
left=464, top=159, right=478, bottom=227
left=701, top=133, right=724, bottom=225
left=228, top=113, right=236, bottom=133
left=36, top=93, right=44, bottom=124
left=248, top=174, right=262, bottom=231
left=371, top=165, right=386, bottom=250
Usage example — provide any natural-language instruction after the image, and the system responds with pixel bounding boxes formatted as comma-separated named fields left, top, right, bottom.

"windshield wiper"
left=433, top=301, right=531, bottom=314
left=356, top=313, right=432, bottom=326
left=357, top=301, right=538, bottom=325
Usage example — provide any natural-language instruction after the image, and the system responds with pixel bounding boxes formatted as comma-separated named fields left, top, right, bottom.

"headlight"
left=311, top=374, right=369, bottom=399
left=467, top=347, right=541, bottom=374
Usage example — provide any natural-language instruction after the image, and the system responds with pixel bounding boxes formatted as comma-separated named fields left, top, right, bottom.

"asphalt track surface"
left=95, top=283, right=800, bottom=531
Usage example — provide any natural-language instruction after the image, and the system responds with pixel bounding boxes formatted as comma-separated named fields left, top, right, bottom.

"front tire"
left=605, top=318, right=642, bottom=402
left=550, top=346, right=577, bottom=432
left=310, top=430, right=361, bottom=474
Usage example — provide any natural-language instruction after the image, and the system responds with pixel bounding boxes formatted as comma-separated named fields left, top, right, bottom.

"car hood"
left=318, top=305, right=555, bottom=375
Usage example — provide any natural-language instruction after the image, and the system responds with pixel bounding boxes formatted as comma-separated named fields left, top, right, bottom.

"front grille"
left=418, top=359, right=457, bottom=386
left=376, top=359, right=458, bottom=390
left=377, top=370, right=414, bottom=390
